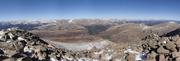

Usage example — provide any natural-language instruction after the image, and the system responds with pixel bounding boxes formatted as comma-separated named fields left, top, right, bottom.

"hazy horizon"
left=0, top=0, right=179, bottom=20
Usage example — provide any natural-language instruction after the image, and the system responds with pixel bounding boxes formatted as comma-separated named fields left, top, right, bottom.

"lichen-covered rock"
left=125, top=53, right=136, bottom=61
left=164, top=41, right=177, bottom=52
left=147, top=51, right=157, bottom=60
left=157, top=46, right=169, bottom=54
left=147, top=40, right=158, bottom=49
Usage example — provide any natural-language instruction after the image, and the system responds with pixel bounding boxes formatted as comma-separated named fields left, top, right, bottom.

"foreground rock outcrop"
left=0, top=28, right=53, bottom=61
left=122, top=33, right=180, bottom=61
left=140, top=33, right=180, bottom=61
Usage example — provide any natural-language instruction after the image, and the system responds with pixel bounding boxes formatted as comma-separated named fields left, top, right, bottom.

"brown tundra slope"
left=98, top=22, right=180, bottom=44
left=31, top=20, right=180, bottom=45
left=31, top=20, right=115, bottom=43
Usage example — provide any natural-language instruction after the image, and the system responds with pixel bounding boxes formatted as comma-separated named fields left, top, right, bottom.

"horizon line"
left=0, top=18, right=179, bottom=22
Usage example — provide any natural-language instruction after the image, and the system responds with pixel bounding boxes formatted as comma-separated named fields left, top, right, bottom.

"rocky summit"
left=0, top=28, right=180, bottom=61
left=0, top=28, right=126, bottom=61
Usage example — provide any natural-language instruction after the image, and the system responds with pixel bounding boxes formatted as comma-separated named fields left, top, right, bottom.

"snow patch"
left=45, top=39, right=111, bottom=51
left=168, top=21, right=176, bottom=24
left=68, top=19, right=73, bottom=23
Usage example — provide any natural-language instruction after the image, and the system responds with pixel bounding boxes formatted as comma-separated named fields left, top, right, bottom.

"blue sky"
left=0, top=0, right=179, bottom=20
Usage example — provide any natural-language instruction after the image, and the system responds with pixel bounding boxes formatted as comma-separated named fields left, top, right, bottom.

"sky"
left=0, top=0, right=179, bottom=20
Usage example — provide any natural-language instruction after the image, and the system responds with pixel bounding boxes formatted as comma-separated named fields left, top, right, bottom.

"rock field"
left=0, top=28, right=125, bottom=61
left=0, top=28, right=180, bottom=61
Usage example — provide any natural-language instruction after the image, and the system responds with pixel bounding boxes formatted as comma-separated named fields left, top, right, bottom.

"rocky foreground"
left=0, top=28, right=124, bottom=61
left=0, top=28, right=180, bottom=61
